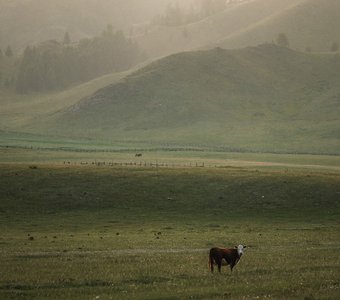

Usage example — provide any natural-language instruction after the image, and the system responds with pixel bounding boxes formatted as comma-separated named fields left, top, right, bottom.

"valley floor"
left=0, top=152, right=339, bottom=299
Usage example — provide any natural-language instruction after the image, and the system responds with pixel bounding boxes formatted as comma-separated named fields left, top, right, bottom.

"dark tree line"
left=16, top=26, right=144, bottom=93
left=0, top=45, right=17, bottom=88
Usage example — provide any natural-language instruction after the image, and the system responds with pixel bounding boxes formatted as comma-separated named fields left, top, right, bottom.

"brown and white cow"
left=209, top=244, right=246, bottom=273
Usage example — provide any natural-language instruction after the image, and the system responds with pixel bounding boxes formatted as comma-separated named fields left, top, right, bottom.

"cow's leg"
left=210, top=258, right=214, bottom=272
left=216, top=259, right=222, bottom=273
left=230, top=260, right=238, bottom=272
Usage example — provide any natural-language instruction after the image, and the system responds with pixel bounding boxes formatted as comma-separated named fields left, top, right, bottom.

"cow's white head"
left=235, top=244, right=247, bottom=256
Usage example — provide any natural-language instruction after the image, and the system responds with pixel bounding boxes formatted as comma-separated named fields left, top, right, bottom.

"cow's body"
left=209, top=245, right=246, bottom=272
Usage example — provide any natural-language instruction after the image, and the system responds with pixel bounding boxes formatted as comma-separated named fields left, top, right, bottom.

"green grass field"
left=1, top=157, right=339, bottom=299
left=1, top=1, right=339, bottom=298
left=0, top=69, right=131, bottom=131
left=26, top=45, right=338, bottom=155
left=1, top=45, right=339, bottom=155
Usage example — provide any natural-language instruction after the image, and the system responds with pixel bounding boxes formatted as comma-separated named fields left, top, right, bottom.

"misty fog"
left=1, top=3, right=340, bottom=298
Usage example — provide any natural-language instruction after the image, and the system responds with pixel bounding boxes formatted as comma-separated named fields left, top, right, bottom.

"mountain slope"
left=135, top=0, right=340, bottom=58
left=135, top=0, right=300, bottom=58
left=215, top=0, right=340, bottom=52
left=0, top=70, right=132, bottom=130
left=30, top=44, right=340, bottom=154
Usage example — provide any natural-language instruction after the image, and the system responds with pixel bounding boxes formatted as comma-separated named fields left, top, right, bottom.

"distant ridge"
left=135, top=0, right=340, bottom=58
left=135, top=0, right=300, bottom=57
left=32, top=44, right=340, bottom=155
left=215, top=0, right=340, bottom=52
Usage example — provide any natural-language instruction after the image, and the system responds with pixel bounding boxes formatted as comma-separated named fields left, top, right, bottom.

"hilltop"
left=215, top=0, right=340, bottom=52
left=28, top=44, right=340, bottom=154
left=135, top=0, right=340, bottom=58
left=135, top=0, right=297, bottom=57
left=3, top=0, right=339, bottom=58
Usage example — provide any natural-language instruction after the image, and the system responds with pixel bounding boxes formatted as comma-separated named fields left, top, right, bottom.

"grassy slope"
left=0, top=165, right=339, bottom=299
left=33, top=44, right=340, bottom=154
left=0, top=70, right=132, bottom=130
left=216, top=0, right=340, bottom=52
left=135, top=0, right=300, bottom=58
left=1, top=0, right=339, bottom=156
left=135, top=0, right=340, bottom=58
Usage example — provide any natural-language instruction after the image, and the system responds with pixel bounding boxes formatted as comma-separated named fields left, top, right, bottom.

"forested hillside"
left=2, top=0, right=339, bottom=93
left=0, top=26, right=144, bottom=93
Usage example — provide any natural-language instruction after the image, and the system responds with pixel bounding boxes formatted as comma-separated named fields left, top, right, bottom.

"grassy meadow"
left=0, top=70, right=131, bottom=131
left=1, top=1, right=340, bottom=299
left=1, top=153, right=340, bottom=299
left=28, top=45, right=339, bottom=155
left=1, top=45, right=339, bottom=156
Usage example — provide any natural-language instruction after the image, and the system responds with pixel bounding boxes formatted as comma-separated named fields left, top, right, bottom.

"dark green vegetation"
left=0, top=49, right=16, bottom=89
left=1, top=1, right=339, bottom=156
left=0, top=69, right=133, bottom=131
left=1, top=26, right=143, bottom=93
left=15, top=26, right=143, bottom=93
left=35, top=44, right=340, bottom=154
left=1, top=164, right=339, bottom=299
left=1, top=1, right=339, bottom=298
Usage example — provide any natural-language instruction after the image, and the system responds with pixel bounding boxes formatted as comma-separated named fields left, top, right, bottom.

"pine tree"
left=63, top=32, right=71, bottom=45
left=5, top=45, right=13, bottom=57
left=276, top=33, right=290, bottom=48
left=15, top=25, right=143, bottom=92
left=16, top=46, right=38, bottom=92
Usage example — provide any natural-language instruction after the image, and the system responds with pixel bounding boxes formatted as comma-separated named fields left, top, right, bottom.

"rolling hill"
left=3, top=0, right=339, bottom=61
left=215, top=0, right=340, bottom=52
left=135, top=0, right=299, bottom=58
left=27, top=44, right=340, bottom=155
left=135, top=0, right=340, bottom=58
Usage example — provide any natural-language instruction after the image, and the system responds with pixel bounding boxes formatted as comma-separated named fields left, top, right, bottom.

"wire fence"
left=64, top=160, right=208, bottom=169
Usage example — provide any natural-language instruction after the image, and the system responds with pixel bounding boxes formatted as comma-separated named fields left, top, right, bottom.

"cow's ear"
left=234, top=246, right=237, bottom=248
left=244, top=245, right=247, bottom=248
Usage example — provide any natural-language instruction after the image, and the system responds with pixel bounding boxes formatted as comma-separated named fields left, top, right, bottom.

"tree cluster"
left=0, top=45, right=16, bottom=88
left=276, top=33, right=290, bottom=48
left=15, top=26, right=144, bottom=93
left=153, top=0, right=228, bottom=27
